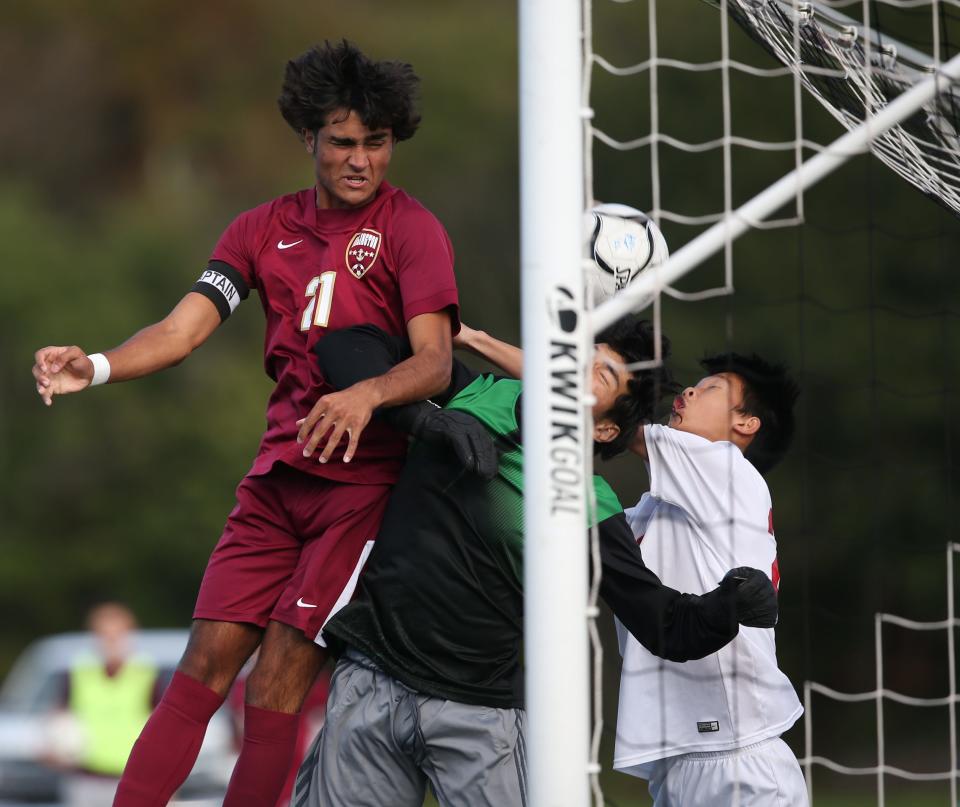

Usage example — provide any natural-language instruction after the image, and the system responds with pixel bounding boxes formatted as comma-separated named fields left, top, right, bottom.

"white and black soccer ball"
left=583, top=203, right=669, bottom=304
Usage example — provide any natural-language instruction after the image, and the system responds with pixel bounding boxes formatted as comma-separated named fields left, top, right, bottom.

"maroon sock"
left=222, top=704, right=301, bottom=807
left=113, top=671, right=225, bottom=807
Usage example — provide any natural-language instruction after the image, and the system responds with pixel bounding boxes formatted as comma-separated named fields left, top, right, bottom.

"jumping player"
left=292, top=321, right=780, bottom=807
left=615, top=355, right=806, bottom=806
left=30, top=41, right=459, bottom=807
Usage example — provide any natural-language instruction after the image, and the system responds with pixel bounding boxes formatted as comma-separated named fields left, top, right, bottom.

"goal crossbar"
left=591, top=49, right=960, bottom=335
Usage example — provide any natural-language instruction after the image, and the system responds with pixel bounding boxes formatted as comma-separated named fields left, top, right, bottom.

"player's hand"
left=412, top=408, right=498, bottom=479
left=297, top=381, right=379, bottom=464
left=32, top=346, right=95, bottom=406
left=719, top=567, right=778, bottom=629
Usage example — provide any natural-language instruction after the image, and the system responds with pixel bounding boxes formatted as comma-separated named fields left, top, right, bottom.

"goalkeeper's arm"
left=597, top=513, right=777, bottom=662
left=313, top=325, right=497, bottom=478
left=454, top=324, right=523, bottom=379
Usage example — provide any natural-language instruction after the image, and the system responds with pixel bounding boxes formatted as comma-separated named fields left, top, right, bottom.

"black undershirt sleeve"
left=597, top=512, right=739, bottom=662
left=313, top=324, right=480, bottom=434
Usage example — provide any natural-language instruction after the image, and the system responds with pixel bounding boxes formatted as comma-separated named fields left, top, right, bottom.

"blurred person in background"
left=53, top=603, right=160, bottom=807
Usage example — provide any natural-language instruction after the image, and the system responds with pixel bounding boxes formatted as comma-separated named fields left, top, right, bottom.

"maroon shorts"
left=194, top=463, right=392, bottom=643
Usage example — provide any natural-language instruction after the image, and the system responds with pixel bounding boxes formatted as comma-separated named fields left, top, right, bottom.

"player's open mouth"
left=672, top=395, right=685, bottom=414
left=343, top=176, right=367, bottom=187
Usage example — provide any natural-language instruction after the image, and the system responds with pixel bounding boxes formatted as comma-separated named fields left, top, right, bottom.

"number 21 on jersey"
left=300, top=272, right=337, bottom=330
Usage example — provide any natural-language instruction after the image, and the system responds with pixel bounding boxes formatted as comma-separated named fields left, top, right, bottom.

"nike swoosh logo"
left=278, top=239, right=304, bottom=250
left=296, top=597, right=318, bottom=608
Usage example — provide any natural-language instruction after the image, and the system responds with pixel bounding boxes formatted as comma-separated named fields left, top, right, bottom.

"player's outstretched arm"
left=598, top=514, right=778, bottom=661
left=454, top=324, right=523, bottom=379
left=32, top=292, right=222, bottom=406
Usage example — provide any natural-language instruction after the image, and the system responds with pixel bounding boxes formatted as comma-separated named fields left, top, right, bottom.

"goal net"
left=520, top=1, right=960, bottom=805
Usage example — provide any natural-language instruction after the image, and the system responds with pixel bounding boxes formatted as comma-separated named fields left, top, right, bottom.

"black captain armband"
left=191, top=261, right=250, bottom=321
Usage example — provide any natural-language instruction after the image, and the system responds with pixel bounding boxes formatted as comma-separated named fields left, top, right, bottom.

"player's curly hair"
left=595, top=315, right=676, bottom=461
left=700, top=352, right=800, bottom=474
left=278, top=40, right=421, bottom=141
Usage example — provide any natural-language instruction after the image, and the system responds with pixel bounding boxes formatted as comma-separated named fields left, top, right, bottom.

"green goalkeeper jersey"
left=324, top=368, right=735, bottom=708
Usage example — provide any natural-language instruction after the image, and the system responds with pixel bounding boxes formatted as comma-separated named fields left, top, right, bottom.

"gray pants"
left=294, top=651, right=527, bottom=807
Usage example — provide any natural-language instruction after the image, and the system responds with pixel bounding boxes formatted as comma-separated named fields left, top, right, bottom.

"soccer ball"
left=583, top=203, right=669, bottom=304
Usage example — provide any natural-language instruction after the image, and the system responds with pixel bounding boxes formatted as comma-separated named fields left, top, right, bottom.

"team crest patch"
left=345, top=228, right=382, bottom=278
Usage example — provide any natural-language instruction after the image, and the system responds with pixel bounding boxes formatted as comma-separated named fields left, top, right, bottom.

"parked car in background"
left=0, top=629, right=236, bottom=803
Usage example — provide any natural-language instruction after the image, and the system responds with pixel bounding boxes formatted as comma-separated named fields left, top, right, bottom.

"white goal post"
left=519, top=1, right=591, bottom=805
left=520, top=2, right=960, bottom=807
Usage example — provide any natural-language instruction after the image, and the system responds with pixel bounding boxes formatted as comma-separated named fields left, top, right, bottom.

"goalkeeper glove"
left=410, top=408, right=499, bottom=480
left=719, top=567, right=779, bottom=629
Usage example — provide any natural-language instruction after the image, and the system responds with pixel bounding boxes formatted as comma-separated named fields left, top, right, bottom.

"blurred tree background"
left=1, top=0, right=958, bottom=804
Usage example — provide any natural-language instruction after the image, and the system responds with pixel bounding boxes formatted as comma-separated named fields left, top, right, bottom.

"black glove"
left=719, top=567, right=778, bottom=629
left=410, top=407, right=499, bottom=480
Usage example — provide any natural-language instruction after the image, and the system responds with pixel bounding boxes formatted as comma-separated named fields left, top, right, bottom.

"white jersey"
left=614, top=424, right=803, bottom=779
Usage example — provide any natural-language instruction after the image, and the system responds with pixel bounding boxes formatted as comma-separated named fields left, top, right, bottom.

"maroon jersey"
left=194, top=181, right=459, bottom=484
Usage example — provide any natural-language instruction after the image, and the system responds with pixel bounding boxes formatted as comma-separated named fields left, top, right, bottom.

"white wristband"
left=88, top=353, right=111, bottom=386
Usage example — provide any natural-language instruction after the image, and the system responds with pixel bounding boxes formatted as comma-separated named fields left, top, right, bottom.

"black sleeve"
left=597, top=512, right=739, bottom=662
left=312, top=324, right=480, bottom=431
